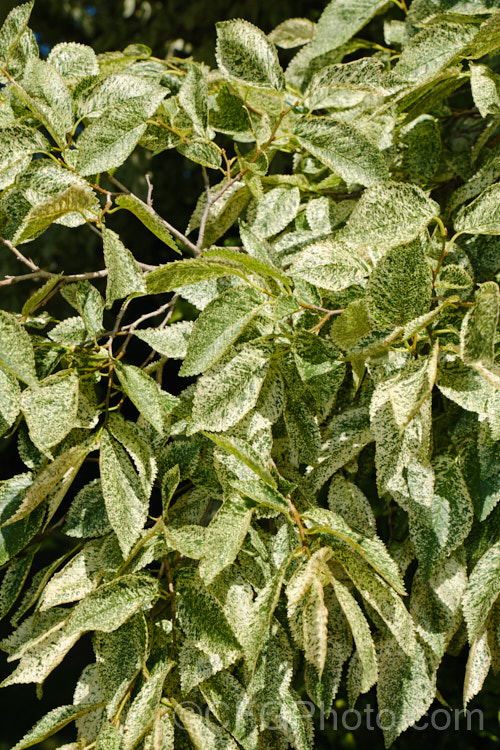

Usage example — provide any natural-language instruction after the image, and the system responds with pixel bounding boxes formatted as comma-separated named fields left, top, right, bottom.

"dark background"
left=0, top=1, right=498, bottom=748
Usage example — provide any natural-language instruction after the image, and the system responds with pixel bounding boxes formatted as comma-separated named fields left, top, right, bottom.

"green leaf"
left=307, top=408, right=373, bottom=492
left=0, top=124, right=49, bottom=190
left=114, top=194, right=180, bottom=253
left=175, top=568, right=241, bottom=666
left=47, top=42, right=99, bottom=82
left=67, top=573, right=159, bottom=635
left=278, top=689, right=314, bottom=750
left=471, top=63, right=500, bottom=118
left=305, top=634, right=351, bottom=715
left=204, top=433, right=275, bottom=486
left=289, top=239, right=367, bottom=291
left=437, top=359, right=493, bottom=415
left=12, top=704, right=103, bottom=750
left=200, top=671, right=259, bottom=750
left=21, top=274, right=63, bottom=319
left=102, top=227, right=146, bottom=308
left=94, top=613, right=148, bottom=719
left=146, top=258, right=242, bottom=294
left=338, top=182, right=439, bottom=249
left=339, top=551, right=416, bottom=656
left=96, top=723, right=123, bottom=750
left=328, top=476, right=376, bottom=537
left=122, top=660, right=173, bottom=749
left=401, top=115, right=442, bottom=181
left=303, top=507, right=406, bottom=595
left=410, top=555, right=466, bottom=661
left=330, top=299, right=371, bottom=351
left=191, top=345, right=269, bottom=433
left=38, top=542, right=101, bottom=611
left=249, top=187, right=300, bottom=238
left=179, top=64, right=209, bottom=136
left=269, top=18, right=316, bottom=48
left=462, top=541, right=500, bottom=643
left=172, top=698, right=239, bottom=750
left=163, top=524, right=207, bottom=559
left=367, top=239, right=433, bottom=326
left=180, top=287, right=264, bottom=377
left=464, top=627, right=492, bottom=708
left=77, top=71, right=163, bottom=119
left=114, top=361, right=164, bottom=434
left=244, top=555, right=293, bottom=671
left=302, top=578, right=329, bottom=676
left=216, top=19, right=284, bottom=91
left=306, top=0, right=390, bottom=57
left=295, top=116, right=389, bottom=188
left=455, top=183, right=500, bottom=235
left=187, top=182, right=250, bottom=247
left=107, top=413, right=157, bottom=497
left=161, top=465, right=180, bottom=515
left=134, top=321, right=193, bottom=359
left=4, top=445, right=89, bottom=526
left=75, top=95, right=165, bottom=176
left=17, top=185, right=98, bottom=243
left=203, top=247, right=289, bottom=285
left=15, top=58, right=73, bottom=148
left=465, top=12, right=500, bottom=59
left=293, top=331, right=345, bottom=406
left=199, top=494, right=253, bottom=584
left=61, top=279, right=104, bottom=338
left=376, top=637, right=436, bottom=748
left=63, top=480, right=111, bottom=539
left=1, top=608, right=80, bottom=687
left=0, top=365, right=21, bottom=435
left=330, top=575, right=378, bottom=694
left=230, top=479, right=290, bottom=515
left=393, top=21, right=477, bottom=83
left=21, top=371, right=79, bottom=455
left=0, top=474, right=43, bottom=566
left=283, top=389, right=321, bottom=464
left=0, top=550, right=33, bottom=619
left=0, top=311, right=37, bottom=385
left=410, top=455, right=473, bottom=577
left=99, top=430, right=148, bottom=556
left=0, top=1, right=34, bottom=68
left=461, top=281, right=499, bottom=367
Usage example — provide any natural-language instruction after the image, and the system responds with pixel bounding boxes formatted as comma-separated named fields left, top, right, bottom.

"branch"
left=116, top=296, right=178, bottom=359
left=1, top=237, right=39, bottom=271
left=107, top=298, right=132, bottom=357
left=0, top=237, right=112, bottom=287
left=286, top=496, right=311, bottom=557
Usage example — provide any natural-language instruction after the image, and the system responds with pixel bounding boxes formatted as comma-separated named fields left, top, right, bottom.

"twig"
left=309, top=309, right=345, bottom=332
left=145, top=174, right=154, bottom=207
left=138, top=296, right=178, bottom=370
left=164, top=555, right=177, bottom=652
left=104, top=173, right=199, bottom=254
left=1, top=237, right=39, bottom=271
left=107, top=299, right=131, bottom=357
left=300, top=301, right=344, bottom=316
left=286, top=496, right=311, bottom=557
left=432, top=217, right=448, bottom=282
left=192, top=101, right=299, bottom=252
left=116, top=297, right=177, bottom=359
left=0, top=266, right=109, bottom=287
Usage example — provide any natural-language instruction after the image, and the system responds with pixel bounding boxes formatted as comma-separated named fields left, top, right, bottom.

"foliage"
left=0, top=1, right=500, bottom=748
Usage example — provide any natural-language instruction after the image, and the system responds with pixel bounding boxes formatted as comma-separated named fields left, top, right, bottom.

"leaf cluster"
left=1, top=2, right=500, bottom=748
